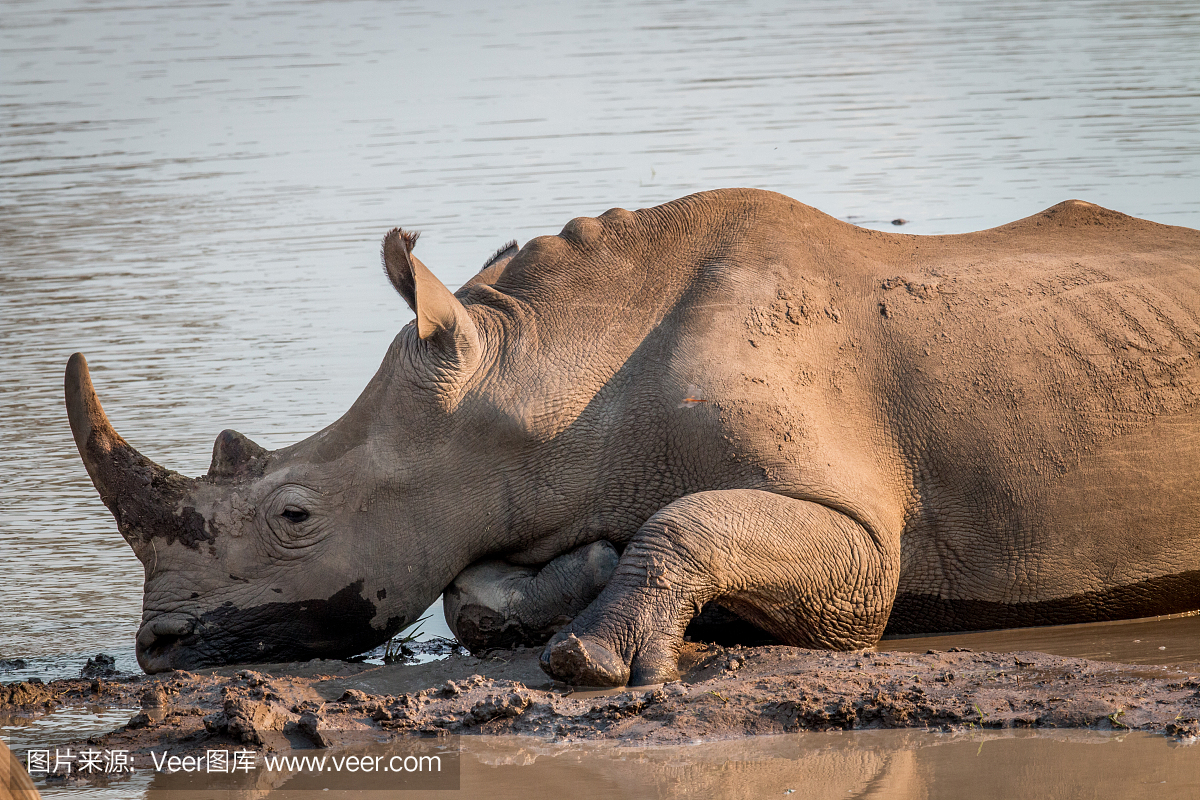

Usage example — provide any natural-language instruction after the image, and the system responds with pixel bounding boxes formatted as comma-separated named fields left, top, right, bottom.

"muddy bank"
left=4, top=643, right=1199, bottom=778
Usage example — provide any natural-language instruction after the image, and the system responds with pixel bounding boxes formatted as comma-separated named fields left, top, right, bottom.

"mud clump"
left=1165, top=717, right=1199, bottom=739
left=0, top=680, right=58, bottom=710
left=80, top=653, right=120, bottom=678
left=204, top=695, right=295, bottom=746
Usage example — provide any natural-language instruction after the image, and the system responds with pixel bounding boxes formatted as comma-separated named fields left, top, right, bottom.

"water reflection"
left=410, top=732, right=1199, bottom=800
left=20, top=731, right=1200, bottom=800
left=2, top=0, right=1199, bottom=678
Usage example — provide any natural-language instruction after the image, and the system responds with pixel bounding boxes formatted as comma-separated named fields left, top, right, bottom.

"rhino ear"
left=381, top=228, right=477, bottom=344
left=381, top=229, right=421, bottom=313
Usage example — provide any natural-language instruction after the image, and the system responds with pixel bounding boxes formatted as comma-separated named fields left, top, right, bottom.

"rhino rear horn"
left=209, top=429, right=268, bottom=478
left=65, top=353, right=198, bottom=560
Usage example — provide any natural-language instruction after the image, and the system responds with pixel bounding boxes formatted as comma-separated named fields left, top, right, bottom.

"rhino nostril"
left=145, top=632, right=184, bottom=654
left=137, top=616, right=196, bottom=654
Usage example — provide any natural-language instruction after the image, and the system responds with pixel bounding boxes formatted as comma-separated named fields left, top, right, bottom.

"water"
left=2, top=0, right=1199, bottom=687
left=0, top=706, right=137, bottom=751
left=7, top=730, right=1200, bottom=799
left=881, top=611, right=1200, bottom=665
left=274, top=732, right=1200, bottom=800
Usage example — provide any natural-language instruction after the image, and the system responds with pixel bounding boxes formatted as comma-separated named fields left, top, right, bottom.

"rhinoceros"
left=66, top=189, right=1200, bottom=686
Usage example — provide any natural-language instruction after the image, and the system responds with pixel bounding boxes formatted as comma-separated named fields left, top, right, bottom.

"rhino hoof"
left=628, top=660, right=680, bottom=688
left=540, top=633, right=629, bottom=688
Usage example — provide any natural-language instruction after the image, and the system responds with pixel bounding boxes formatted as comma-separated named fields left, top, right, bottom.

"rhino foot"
left=541, top=633, right=630, bottom=687
left=541, top=631, right=680, bottom=687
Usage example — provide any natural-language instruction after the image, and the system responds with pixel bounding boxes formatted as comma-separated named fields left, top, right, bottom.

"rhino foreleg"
left=443, top=540, right=619, bottom=654
left=539, top=490, right=899, bottom=687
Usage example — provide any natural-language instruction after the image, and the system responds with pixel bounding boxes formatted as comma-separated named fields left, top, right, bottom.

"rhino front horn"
left=65, top=353, right=198, bottom=560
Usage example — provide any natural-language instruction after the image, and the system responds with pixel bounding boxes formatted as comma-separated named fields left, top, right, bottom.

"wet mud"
left=3, top=643, right=1199, bottom=787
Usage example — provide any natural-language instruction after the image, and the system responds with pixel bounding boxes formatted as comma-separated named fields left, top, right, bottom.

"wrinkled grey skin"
left=443, top=540, right=618, bottom=654
left=67, top=189, right=1200, bottom=685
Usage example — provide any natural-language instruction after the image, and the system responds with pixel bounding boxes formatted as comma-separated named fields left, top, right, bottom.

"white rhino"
left=66, top=189, right=1200, bottom=685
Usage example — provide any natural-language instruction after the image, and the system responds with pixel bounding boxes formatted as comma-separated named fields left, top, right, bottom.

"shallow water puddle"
left=434, top=731, right=1200, bottom=800
left=0, top=705, right=137, bottom=751
left=880, top=611, right=1200, bottom=665
left=26, top=730, right=1198, bottom=800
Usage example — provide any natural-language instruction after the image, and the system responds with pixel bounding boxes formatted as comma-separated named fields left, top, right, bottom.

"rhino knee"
left=530, top=540, right=619, bottom=614
left=444, top=541, right=619, bottom=654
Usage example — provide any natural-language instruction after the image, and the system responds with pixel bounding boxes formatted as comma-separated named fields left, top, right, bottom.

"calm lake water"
left=2, top=0, right=1199, bottom=695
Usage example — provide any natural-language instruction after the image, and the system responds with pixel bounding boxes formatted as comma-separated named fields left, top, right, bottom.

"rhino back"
left=465, top=189, right=1200, bottom=628
left=868, top=201, right=1200, bottom=630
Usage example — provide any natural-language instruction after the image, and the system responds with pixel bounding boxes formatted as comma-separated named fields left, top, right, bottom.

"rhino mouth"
left=136, top=581, right=408, bottom=673
left=136, top=612, right=201, bottom=672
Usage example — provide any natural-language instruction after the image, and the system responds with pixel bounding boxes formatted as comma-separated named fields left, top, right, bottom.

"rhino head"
left=66, top=230, right=520, bottom=672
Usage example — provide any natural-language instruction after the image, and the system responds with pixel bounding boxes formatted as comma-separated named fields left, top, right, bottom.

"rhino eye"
left=280, top=508, right=310, bottom=524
